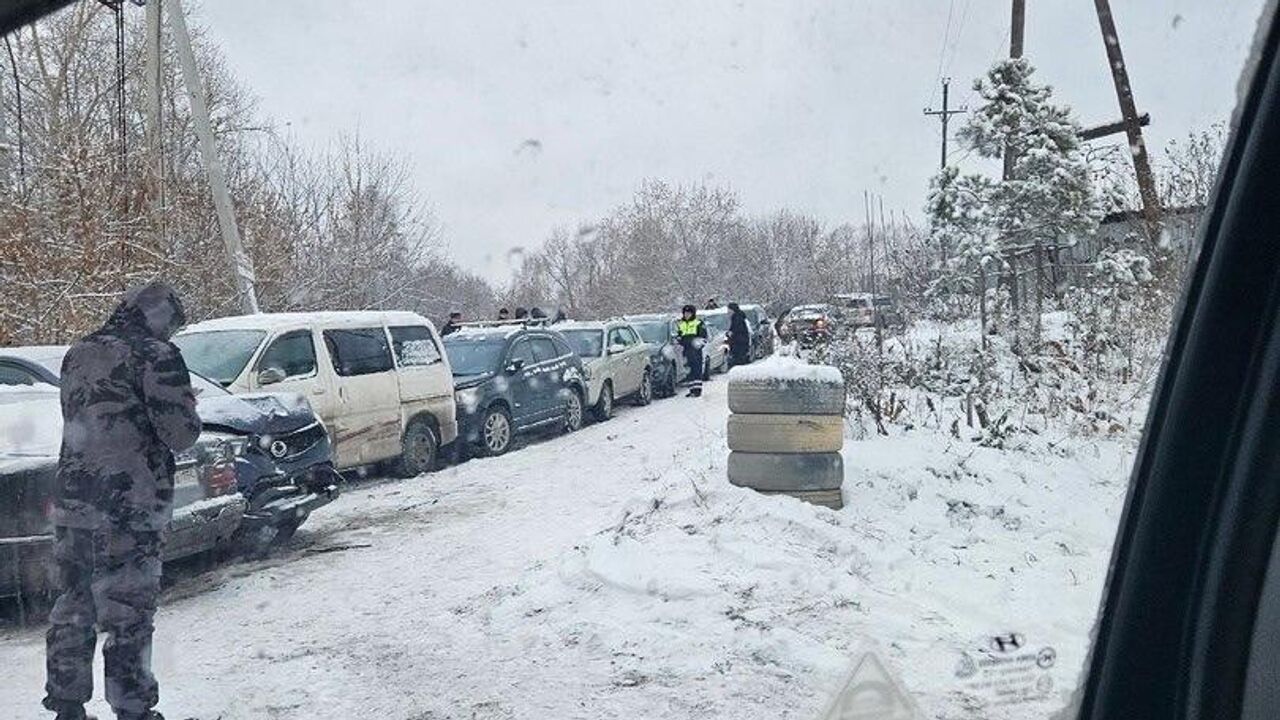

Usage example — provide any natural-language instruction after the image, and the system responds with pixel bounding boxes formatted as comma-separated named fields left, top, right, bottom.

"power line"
left=927, top=0, right=957, bottom=108
left=943, top=0, right=974, bottom=78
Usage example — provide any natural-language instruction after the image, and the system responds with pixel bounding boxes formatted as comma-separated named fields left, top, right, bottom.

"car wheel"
left=479, top=405, right=513, bottom=456
left=663, top=361, right=679, bottom=397
left=634, top=369, right=653, bottom=406
left=394, top=417, right=439, bottom=477
left=593, top=382, right=614, bottom=421
left=563, top=387, right=584, bottom=433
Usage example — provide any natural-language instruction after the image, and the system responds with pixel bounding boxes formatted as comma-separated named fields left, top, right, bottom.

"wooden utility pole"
left=1093, top=0, right=1162, bottom=235
left=923, top=78, right=967, bottom=170
left=1002, top=0, right=1026, bottom=181
left=167, top=0, right=259, bottom=313
left=864, top=190, right=884, bottom=355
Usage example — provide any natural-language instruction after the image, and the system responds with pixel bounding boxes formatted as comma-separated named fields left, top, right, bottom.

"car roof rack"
left=458, top=318, right=550, bottom=329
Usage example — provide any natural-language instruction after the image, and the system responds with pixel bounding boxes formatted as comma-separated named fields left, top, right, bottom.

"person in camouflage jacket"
left=43, top=282, right=201, bottom=720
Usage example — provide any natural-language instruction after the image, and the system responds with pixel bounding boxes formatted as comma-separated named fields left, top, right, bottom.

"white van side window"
left=256, top=330, right=317, bottom=379
left=323, top=328, right=394, bottom=376
left=389, top=325, right=442, bottom=367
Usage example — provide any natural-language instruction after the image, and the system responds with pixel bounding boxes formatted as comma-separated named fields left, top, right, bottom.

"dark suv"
left=443, top=325, right=588, bottom=456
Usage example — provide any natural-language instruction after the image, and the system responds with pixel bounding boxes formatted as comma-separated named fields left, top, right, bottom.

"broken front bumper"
left=241, top=464, right=342, bottom=532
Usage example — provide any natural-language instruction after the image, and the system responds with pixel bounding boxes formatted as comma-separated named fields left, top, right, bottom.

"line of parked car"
left=0, top=304, right=777, bottom=601
left=776, top=293, right=903, bottom=347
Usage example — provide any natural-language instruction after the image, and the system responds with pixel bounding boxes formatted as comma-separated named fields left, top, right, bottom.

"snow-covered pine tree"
left=929, top=58, right=1098, bottom=353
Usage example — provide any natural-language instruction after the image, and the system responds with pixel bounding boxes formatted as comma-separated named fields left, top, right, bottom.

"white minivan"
left=174, top=311, right=457, bottom=476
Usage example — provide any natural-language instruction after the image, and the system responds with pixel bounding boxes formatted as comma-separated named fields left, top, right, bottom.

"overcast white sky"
left=196, top=1, right=1267, bottom=283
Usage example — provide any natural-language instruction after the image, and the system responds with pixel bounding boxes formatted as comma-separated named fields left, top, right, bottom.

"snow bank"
left=728, top=354, right=843, bottom=385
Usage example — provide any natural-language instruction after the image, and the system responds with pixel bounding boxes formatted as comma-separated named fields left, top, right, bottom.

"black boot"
left=51, top=706, right=96, bottom=720
left=118, top=712, right=163, bottom=720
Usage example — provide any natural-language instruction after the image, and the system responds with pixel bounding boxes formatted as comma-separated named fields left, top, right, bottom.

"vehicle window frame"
left=608, top=327, right=628, bottom=349
left=507, top=337, right=537, bottom=368
left=551, top=335, right=573, bottom=357
left=529, top=336, right=560, bottom=364
left=0, top=361, right=40, bottom=386
left=254, top=329, right=319, bottom=381
left=322, top=327, right=395, bottom=377
left=389, top=324, right=444, bottom=368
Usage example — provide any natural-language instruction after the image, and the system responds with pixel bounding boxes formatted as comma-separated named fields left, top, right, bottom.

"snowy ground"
left=0, top=373, right=1132, bottom=720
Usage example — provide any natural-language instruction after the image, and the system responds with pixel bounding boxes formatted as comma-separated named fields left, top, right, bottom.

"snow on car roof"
left=556, top=320, right=613, bottom=331
left=181, top=310, right=434, bottom=334
left=0, top=393, right=63, bottom=460
left=446, top=325, right=523, bottom=340
left=0, top=344, right=69, bottom=365
left=728, top=355, right=844, bottom=385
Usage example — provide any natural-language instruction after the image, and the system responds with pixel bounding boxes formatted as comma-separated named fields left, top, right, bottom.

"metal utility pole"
left=923, top=78, right=967, bottom=170
left=1093, top=0, right=1162, bottom=235
left=143, top=0, right=165, bottom=246
left=1003, top=0, right=1026, bottom=180
left=167, top=0, right=260, bottom=313
left=144, top=0, right=161, bottom=160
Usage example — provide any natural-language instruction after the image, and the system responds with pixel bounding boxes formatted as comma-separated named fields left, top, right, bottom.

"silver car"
left=557, top=320, right=654, bottom=420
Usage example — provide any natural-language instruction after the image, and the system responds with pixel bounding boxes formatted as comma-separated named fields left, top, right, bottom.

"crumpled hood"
left=196, top=391, right=316, bottom=435
left=453, top=373, right=492, bottom=391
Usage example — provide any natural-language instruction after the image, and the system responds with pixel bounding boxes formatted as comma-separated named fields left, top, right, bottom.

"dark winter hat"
left=681, top=304, right=696, bottom=315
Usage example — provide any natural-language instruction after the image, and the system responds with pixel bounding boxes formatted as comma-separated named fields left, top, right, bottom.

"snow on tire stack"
left=726, top=356, right=847, bottom=509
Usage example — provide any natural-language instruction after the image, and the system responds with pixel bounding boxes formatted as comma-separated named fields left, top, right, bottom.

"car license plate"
left=174, top=465, right=200, bottom=489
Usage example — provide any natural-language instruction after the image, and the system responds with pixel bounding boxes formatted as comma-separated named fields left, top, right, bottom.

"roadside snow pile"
left=484, top=423, right=1128, bottom=719
left=728, top=354, right=843, bottom=385
left=487, top=479, right=870, bottom=716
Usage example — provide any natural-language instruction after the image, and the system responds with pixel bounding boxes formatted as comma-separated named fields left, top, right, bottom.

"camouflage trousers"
left=44, top=525, right=162, bottom=718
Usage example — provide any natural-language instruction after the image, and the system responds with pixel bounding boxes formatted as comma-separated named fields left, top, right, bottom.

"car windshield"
left=189, top=372, right=231, bottom=397
left=172, top=330, right=266, bottom=386
left=560, top=329, right=604, bottom=357
left=0, top=3, right=1269, bottom=718
left=442, top=337, right=507, bottom=376
left=631, top=321, right=671, bottom=345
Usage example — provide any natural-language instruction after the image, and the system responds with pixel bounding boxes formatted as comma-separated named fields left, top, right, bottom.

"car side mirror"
left=257, top=367, right=286, bottom=386
left=608, top=343, right=627, bottom=355
left=505, top=359, right=525, bottom=374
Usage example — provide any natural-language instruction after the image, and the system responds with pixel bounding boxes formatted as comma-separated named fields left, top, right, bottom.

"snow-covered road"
left=0, top=377, right=1132, bottom=719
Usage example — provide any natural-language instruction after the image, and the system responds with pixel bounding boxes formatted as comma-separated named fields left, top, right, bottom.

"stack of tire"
left=726, top=364, right=846, bottom=509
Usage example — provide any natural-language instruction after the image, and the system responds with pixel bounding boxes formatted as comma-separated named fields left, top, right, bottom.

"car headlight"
left=455, top=387, right=482, bottom=413
left=194, top=432, right=248, bottom=463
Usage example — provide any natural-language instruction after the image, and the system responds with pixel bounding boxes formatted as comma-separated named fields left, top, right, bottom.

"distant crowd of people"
left=440, top=296, right=753, bottom=399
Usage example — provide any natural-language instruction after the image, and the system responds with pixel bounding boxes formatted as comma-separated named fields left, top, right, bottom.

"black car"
left=443, top=326, right=588, bottom=456
left=0, top=384, right=246, bottom=601
left=0, top=346, right=339, bottom=543
left=621, top=314, right=685, bottom=397
left=738, top=304, right=775, bottom=360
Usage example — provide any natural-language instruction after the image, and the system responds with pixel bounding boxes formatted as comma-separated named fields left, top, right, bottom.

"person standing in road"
left=676, top=304, right=708, bottom=397
left=704, top=297, right=720, bottom=310
left=440, top=311, right=464, bottom=336
left=514, top=307, right=529, bottom=320
left=497, top=307, right=511, bottom=321
left=44, top=281, right=202, bottom=720
left=727, top=302, right=751, bottom=367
